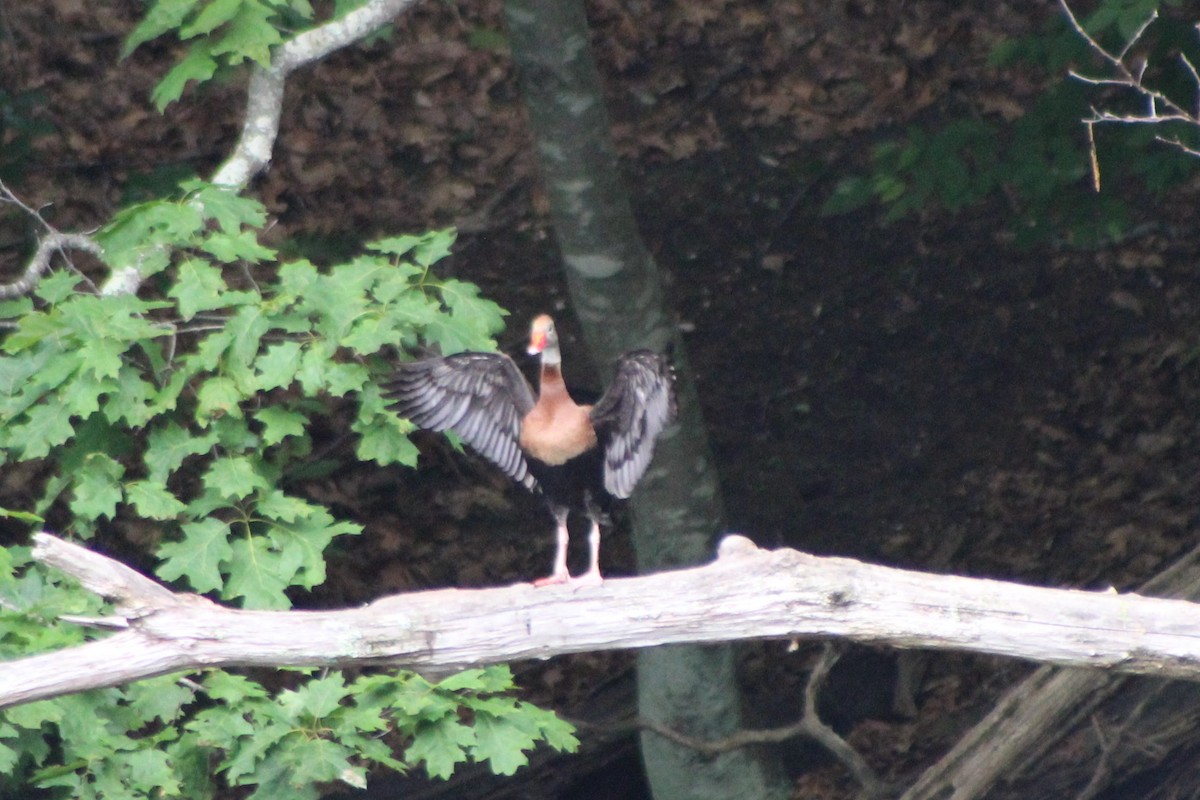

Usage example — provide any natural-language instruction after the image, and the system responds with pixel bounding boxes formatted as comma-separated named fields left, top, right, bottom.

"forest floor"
left=7, top=0, right=1200, bottom=797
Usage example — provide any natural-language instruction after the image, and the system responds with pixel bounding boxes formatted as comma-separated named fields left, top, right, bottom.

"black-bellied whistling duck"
left=383, top=314, right=676, bottom=586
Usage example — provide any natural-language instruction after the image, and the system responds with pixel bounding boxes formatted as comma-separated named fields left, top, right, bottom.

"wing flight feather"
left=589, top=350, right=677, bottom=498
left=382, top=352, right=538, bottom=490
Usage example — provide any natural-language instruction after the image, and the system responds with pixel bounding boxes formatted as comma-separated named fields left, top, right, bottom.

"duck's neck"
left=541, top=339, right=562, bottom=367
left=539, top=361, right=568, bottom=399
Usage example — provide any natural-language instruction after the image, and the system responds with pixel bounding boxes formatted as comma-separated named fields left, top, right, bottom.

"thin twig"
left=575, top=643, right=889, bottom=797
left=0, top=231, right=103, bottom=299
left=1062, top=0, right=1200, bottom=140
left=1, top=180, right=104, bottom=298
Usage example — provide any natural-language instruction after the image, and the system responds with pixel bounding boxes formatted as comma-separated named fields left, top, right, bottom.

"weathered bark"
left=902, top=544, right=1200, bottom=800
left=500, top=2, right=778, bottom=798
left=11, top=533, right=1200, bottom=713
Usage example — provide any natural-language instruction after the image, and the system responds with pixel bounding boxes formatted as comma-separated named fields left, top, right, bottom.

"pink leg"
left=533, top=508, right=571, bottom=587
left=570, top=517, right=603, bottom=587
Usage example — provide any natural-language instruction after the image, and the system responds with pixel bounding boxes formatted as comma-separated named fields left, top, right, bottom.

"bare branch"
left=96, top=0, right=423, bottom=295
left=0, top=180, right=103, bottom=298
left=1155, top=135, right=1200, bottom=158
left=1119, top=11, right=1159, bottom=63
left=799, top=644, right=888, bottom=797
left=10, top=533, right=1200, bottom=712
left=210, top=0, right=422, bottom=190
left=1062, top=0, right=1200, bottom=161
left=1059, top=0, right=1130, bottom=71
left=574, top=645, right=885, bottom=794
left=0, top=231, right=103, bottom=299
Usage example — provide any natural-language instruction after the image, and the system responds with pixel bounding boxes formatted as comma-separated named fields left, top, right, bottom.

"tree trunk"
left=501, top=3, right=787, bottom=797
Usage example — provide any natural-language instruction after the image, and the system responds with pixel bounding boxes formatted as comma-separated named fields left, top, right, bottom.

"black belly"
left=526, top=446, right=612, bottom=519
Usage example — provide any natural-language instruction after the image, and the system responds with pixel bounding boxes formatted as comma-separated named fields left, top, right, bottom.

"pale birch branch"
left=0, top=231, right=103, bottom=299
left=95, top=0, right=422, bottom=295
left=7, top=533, right=1200, bottom=711
left=0, top=180, right=103, bottom=299
left=209, top=0, right=421, bottom=190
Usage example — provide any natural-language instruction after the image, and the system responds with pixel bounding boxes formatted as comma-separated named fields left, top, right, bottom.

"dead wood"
left=9, top=533, right=1200, bottom=713
left=902, top=544, right=1200, bottom=800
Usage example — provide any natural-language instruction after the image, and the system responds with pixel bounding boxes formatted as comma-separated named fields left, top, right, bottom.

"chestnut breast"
left=519, top=401, right=597, bottom=466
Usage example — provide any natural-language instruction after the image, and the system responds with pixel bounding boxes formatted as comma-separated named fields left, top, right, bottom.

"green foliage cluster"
left=0, top=183, right=504, bottom=606
left=124, top=0, right=375, bottom=110
left=0, top=663, right=576, bottom=799
left=0, top=4, right=579, bottom=797
left=0, top=180, right=578, bottom=795
left=822, top=0, right=1199, bottom=246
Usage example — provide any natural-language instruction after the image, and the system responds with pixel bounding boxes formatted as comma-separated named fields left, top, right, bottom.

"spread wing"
left=382, top=352, right=538, bottom=490
left=589, top=350, right=677, bottom=498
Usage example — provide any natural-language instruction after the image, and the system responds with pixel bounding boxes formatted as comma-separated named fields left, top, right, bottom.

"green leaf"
left=180, top=0, right=243, bottom=38
left=0, top=296, right=33, bottom=320
left=254, top=341, right=303, bottom=391
left=265, top=509, right=359, bottom=590
left=296, top=345, right=329, bottom=394
left=69, top=453, right=125, bottom=521
left=203, top=455, right=270, bottom=500
left=5, top=310, right=65, bottom=354
left=282, top=673, right=346, bottom=719
left=156, top=518, right=233, bottom=593
left=406, top=717, right=475, bottom=780
left=203, top=670, right=269, bottom=703
left=145, top=422, right=218, bottom=483
left=277, top=260, right=318, bottom=301
left=185, top=179, right=268, bottom=230
left=431, top=278, right=506, bottom=352
left=125, top=480, right=187, bottom=519
left=210, top=0, right=282, bottom=65
left=226, top=305, right=269, bottom=368
left=366, top=234, right=423, bottom=257
left=471, top=712, right=537, bottom=776
left=196, top=376, right=244, bottom=422
left=76, top=337, right=126, bottom=381
left=202, top=230, right=276, bottom=263
left=256, top=489, right=316, bottom=522
left=171, top=258, right=226, bottom=320
left=104, top=366, right=153, bottom=427
left=324, top=362, right=368, bottom=397
left=435, top=667, right=511, bottom=693
left=99, top=199, right=205, bottom=263
left=255, top=406, right=307, bottom=446
left=0, top=507, right=44, bottom=523
left=153, top=45, right=219, bottom=111
left=124, top=0, right=201, bottom=55
left=185, top=326, right=235, bottom=373
left=67, top=372, right=121, bottom=420
left=12, top=403, right=75, bottom=459
left=126, top=675, right=195, bottom=724
left=34, top=271, right=84, bottom=305
left=277, top=737, right=355, bottom=787
left=354, top=410, right=419, bottom=467
left=125, top=748, right=179, bottom=793
left=340, top=314, right=400, bottom=355
left=413, top=228, right=457, bottom=267
left=223, top=535, right=295, bottom=608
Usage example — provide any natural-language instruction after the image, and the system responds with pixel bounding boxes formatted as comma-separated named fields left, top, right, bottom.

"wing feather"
left=382, top=352, right=538, bottom=490
left=589, top=350, right=677, bottom=498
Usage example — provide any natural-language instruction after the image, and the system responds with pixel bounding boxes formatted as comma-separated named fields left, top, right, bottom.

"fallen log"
left=7, top=532, right=1200, bottom=709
